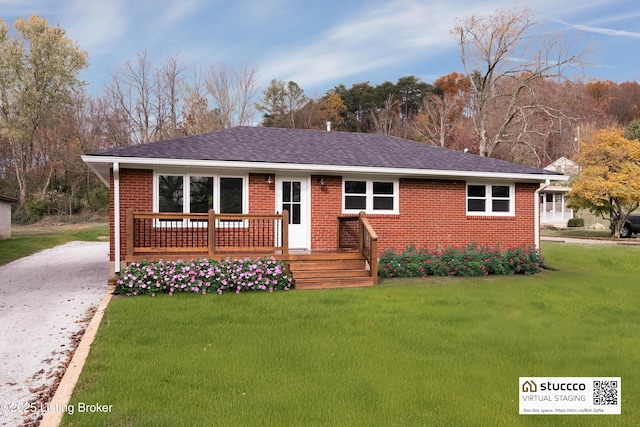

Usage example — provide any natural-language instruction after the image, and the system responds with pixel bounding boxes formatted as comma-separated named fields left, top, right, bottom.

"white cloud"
left=572, top=24, right=640, bottom=39
left=155, top=0, right=205, bottom=27
left=64, top=0, right=130, bottom=53
left=258, top=0, right=461, bottom=89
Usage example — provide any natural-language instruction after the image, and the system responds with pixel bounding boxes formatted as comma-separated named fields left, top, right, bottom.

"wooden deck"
left=122, top=210, right=378, bottom=289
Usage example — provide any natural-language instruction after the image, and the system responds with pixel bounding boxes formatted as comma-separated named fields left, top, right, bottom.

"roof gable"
left=88, top=126, right=559, bottom=178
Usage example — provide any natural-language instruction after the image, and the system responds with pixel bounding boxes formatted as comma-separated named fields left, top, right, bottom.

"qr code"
left=593, top=380, right=618, bottom=405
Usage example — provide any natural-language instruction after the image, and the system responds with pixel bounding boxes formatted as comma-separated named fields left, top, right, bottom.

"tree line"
left=1, top=7, right=639, bottom=223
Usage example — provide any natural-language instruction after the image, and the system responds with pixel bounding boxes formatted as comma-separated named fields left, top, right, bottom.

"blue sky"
left=1, top=0, right=639, bottom=97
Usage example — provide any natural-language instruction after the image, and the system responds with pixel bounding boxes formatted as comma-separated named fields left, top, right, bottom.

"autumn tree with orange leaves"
left=568, top=128, right=640, bottom=237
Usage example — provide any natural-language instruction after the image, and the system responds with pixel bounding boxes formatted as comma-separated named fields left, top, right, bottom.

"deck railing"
left=337, top=211, right=379, bottom=284
left=126, top=209, right=288, bottom=261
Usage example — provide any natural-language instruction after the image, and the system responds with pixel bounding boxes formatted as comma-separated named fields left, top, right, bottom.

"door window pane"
left=292, top=182, right=301, bottom=202
left=159, top=175, right=183, bottom=212
left=292, top=204, right=301, bottom=225
left=282, top=182, right=291, bottom=203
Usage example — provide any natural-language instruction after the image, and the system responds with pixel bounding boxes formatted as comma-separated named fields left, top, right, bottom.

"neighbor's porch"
left=124, top=209, right=378, bottom=288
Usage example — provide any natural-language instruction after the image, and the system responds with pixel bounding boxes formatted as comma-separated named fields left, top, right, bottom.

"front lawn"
left=61, top=242, right=639, bottom=426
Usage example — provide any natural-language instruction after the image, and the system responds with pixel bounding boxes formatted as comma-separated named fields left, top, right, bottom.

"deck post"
left=208, top=209, right=216, bottom=257
left=282, top=210, right=289, bottom=255
left=370, top=236, right=378, bottom=285
left=358, top=211, right=365, bottom=254
left=126, top=208, right=134, bottom=259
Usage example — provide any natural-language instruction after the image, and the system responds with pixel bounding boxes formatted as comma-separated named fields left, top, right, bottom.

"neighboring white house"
left=540, top=157, right=579, bottom=227
left=0, top=195, right=17, bottom=240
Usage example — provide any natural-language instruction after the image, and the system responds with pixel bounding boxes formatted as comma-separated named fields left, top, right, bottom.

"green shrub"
left=26, top=198, right=46, bottom=222
left=379, top=244, right=541, bottom=278
left=567, top=218, right=585, bottom=227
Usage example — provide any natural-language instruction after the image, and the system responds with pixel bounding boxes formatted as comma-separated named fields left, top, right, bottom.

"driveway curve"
left=0, top=241, right=109, bottom=427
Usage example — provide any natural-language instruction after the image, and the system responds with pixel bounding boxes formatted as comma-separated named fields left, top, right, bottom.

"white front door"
left=277, top=177, right=309, bottom=249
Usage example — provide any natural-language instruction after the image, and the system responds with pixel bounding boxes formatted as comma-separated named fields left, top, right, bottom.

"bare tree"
left=417, top=91, right=465, bottom=148
left=370, top=94, right=399, bottom=135
left=106, top=50, right=158, bottom=144
left=156, top=54, right=185, bottom=139
left=451, top=5, right=588, bottom=158
left=182, top=67, right=223, bottom=135
left=205, top=63, right=259, bottom=128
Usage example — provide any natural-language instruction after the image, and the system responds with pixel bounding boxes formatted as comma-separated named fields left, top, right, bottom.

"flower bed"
left=378, top=244, right=542, bottom=278
left=115, top=257, right=294, bottom=296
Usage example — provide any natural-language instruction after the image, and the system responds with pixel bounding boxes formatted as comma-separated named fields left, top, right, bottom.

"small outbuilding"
left=0, top=195, right=17, bottom=240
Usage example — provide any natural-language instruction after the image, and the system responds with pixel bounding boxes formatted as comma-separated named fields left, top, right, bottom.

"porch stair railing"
left=336, top=211, right=379, bottom=285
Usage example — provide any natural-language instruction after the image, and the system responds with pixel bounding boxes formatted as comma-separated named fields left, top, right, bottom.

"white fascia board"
left=81, top=155, right=568, bottom=183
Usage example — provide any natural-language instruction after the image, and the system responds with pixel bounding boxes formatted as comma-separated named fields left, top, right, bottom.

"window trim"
left=466, top=183, right=515, bottom=216
left=342, top=177, right=399, bottom=214
left=153, top=172, right=248, bottom=225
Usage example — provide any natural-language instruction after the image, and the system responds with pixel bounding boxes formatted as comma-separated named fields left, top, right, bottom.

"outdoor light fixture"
left=266, top=175, right=273, bottom=184
left=317, top=176, right=325, bottom=186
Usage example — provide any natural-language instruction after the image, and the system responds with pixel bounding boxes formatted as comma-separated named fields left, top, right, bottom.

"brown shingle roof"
left=90, top=126, right=559, bottom=176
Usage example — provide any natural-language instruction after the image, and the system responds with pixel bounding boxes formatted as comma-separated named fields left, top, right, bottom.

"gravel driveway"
left=0, top=241, right=109, bottom=427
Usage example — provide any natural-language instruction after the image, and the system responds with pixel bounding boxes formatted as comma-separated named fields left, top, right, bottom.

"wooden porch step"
left=293, top=268, right=371, bottom=279
left=284, top=251, right=375, bottom=290
left=287, top=259, right=366, bottom=271
left=294, top=277, right=375, bottom=290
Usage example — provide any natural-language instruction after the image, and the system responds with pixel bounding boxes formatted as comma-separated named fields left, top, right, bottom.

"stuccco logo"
left=540, top=382, right=586, bottom=391
left=522, top=380, right=586, bottom=392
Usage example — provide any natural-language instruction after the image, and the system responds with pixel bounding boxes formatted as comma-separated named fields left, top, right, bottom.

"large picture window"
left=155, top=173, right=245, bottom=216
left=343, top=179, right=398, bottom=213
left=467, top=183, right=514, bottom=215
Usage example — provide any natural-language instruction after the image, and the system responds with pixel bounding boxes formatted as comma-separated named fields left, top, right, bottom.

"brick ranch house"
left=82, top=126, right=566, bottom=282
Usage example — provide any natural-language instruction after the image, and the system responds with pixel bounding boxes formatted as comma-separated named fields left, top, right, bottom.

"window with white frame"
left=466, top=183, right=514, bottom=215
left=343, top=179, right=398, bottom=213
left=156, top=173, right=245, bottom=215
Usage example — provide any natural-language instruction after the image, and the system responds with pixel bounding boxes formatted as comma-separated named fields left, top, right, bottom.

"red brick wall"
left=311, top=175, right=343, bottom=251
left=110, top=168, right=153, bottom=261
left=249, top=174, right=275, bottom=213
left=110, top=169, right=538, bottom=261
left=309, top=177, right=538, bottom=255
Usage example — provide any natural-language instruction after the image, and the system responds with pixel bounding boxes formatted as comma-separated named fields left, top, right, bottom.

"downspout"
left=113, top=162, right=121, bottom=273
left=534, top=179, right=550, bottom=250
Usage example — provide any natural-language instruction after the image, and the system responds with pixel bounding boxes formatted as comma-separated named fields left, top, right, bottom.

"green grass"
left=61, top=243, right=639, bottom=426
left=0, top=223, right=109, bottom=265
